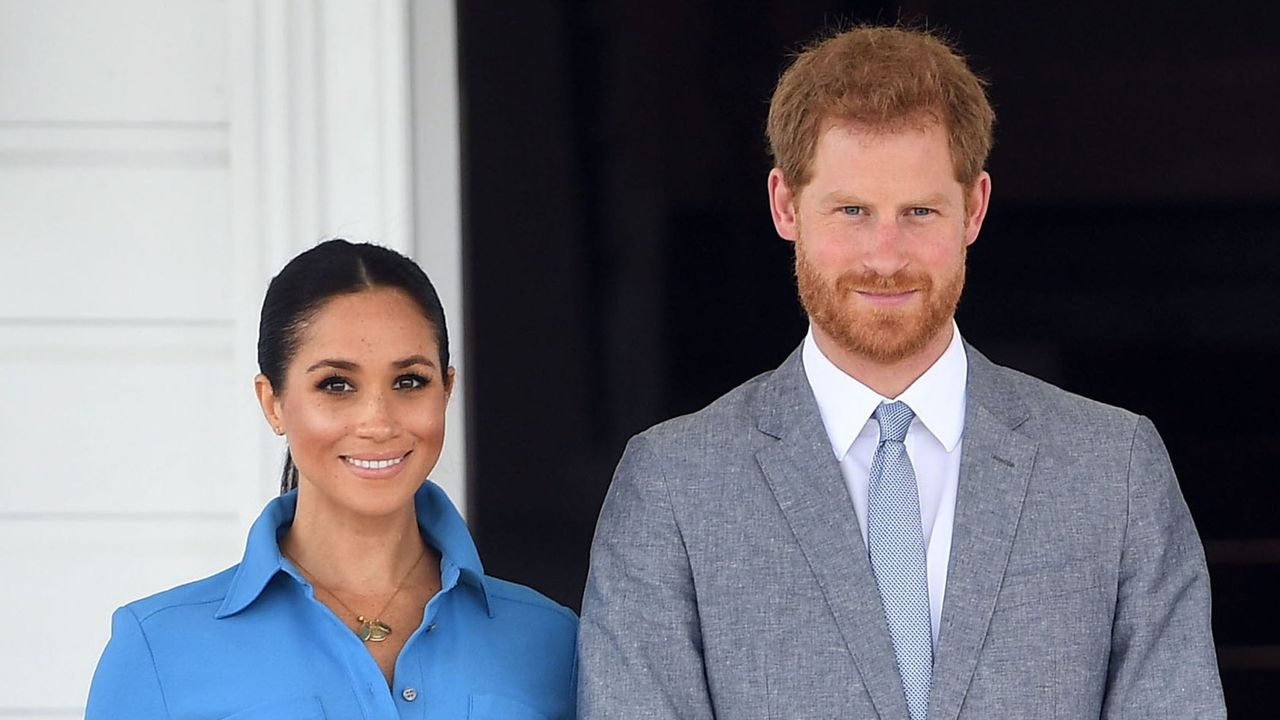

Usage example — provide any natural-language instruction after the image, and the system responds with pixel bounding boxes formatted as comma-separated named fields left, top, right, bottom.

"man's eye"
left=318, top=377, right=354, bottom=393
left=908, top=207, right=934, bottom=217
left=395, top=374, right=427, bottom=390
left=840, top=206, right=865, bottom=216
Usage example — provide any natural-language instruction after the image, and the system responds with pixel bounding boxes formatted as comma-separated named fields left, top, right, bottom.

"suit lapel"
left=754, top=349, right=910, bottom=720
left=928, top=347, right=1037, bottom=720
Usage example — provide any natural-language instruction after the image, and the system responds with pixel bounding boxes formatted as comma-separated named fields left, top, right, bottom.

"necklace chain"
left=283, top=544, right=427, bottom=643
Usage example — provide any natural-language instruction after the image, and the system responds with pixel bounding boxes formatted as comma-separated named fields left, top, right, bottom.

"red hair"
left=767, top=25, right=995, bottom=191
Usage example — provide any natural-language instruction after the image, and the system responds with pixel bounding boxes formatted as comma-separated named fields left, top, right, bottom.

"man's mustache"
left=833, top=270, right=933, bottom=295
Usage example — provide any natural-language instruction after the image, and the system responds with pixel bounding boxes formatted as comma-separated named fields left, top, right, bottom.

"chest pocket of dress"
left=468, top=693, right=551, bottom=720
left=219, top=696, right=327, bottom=720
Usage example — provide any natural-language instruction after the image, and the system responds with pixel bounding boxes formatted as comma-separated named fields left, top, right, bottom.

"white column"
left=410, top=0, right=467, bottom=513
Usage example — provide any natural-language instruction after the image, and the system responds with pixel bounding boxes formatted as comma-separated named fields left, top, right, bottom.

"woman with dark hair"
left=86, top=240, right=576, bottom=719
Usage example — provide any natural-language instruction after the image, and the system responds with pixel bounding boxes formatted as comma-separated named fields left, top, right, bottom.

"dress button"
left=402, top=687, right=418, bottom=702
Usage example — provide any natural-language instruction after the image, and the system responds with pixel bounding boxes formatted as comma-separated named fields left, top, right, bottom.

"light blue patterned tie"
left=867, top=401, right=932, bottom=720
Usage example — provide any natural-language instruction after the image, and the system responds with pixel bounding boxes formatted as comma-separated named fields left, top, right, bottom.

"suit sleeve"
left=85, top=606, right=170, bottom=720
left=578, top=435, right=716, bottom=720
left=1101, top=417, right=1226, bottom=719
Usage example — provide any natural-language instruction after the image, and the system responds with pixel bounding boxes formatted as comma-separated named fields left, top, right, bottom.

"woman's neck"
left=280, top=489, right=428, bottom=593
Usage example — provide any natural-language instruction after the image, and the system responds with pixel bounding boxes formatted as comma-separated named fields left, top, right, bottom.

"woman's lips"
left=341, top=451, right=411, bottom=477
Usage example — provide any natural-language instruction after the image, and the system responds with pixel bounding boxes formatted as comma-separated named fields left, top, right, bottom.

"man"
left=578, top=25, right=1225, bottom=720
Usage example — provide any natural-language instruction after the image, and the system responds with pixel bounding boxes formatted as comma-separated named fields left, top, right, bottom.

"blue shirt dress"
left=85, top=482, right=577, bottom=719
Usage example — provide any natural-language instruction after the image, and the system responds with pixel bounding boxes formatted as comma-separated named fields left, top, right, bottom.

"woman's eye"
left=318, top=376, right=354, bottom=393
left=394, top=374, right=427, bottom=390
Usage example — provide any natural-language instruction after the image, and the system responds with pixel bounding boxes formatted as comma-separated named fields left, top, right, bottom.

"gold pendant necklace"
left=357, top=616, right=392, bottom=642
left=285, top=545, right=427, bottom=643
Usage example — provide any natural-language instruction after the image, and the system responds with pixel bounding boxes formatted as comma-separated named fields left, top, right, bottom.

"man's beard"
left=795, top=241, right=966, bottom=365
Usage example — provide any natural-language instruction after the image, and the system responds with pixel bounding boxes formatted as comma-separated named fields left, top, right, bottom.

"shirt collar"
left=802, top=321, right=968, bottom=459
left=215, top=481, right=494, bottom=619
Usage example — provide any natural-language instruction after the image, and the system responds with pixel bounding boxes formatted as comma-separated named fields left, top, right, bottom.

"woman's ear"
left=254, top=374, right=286, bottom=435
left=443, top=367, right=457, bottom=402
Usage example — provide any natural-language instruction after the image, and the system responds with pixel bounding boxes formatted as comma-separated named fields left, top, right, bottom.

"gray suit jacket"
left=579, top=344, right=1225, bottom=719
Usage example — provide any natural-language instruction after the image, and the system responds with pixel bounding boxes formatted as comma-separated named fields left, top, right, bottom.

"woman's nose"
left=356, top=391, right=399, bottom=440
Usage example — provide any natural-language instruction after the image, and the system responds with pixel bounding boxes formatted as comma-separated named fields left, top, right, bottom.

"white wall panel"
left=0, top=325, right=240, bottom=515
left=0, top=0, right=228, bottom=123
left=0, top=518, right=244, bottom=709
left=0, top=144, right=231, bottom=321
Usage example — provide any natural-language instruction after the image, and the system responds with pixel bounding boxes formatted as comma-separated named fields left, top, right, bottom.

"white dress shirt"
left=802, top=323, right=967, bottom=645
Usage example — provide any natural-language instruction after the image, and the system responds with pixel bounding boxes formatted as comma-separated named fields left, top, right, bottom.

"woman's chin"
left=299, top=476, right=423, bottom=523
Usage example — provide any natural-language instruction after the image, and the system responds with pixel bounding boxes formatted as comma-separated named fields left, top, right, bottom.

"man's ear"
left=254, top=374, right=285, bottom=435
left=768, top=168, right=800, bottom=242
left=963, top=171, right=992, bottom=246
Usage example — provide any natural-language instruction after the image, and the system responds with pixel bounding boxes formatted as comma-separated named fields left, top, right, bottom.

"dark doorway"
left=458, top=2, right=1280, bottom=715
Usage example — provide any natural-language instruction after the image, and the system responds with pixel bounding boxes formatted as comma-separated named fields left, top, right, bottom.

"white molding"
left=0, top=124, right=227, bottom=165
left=376, top=0, right=414, bottom=255
left=410, top=0, right=466, bottom=512
left=0, top=322, right=233, bottom=355
left=228, top=0, right=278, bottom=519
left=316, top=0, right=415, bottom=251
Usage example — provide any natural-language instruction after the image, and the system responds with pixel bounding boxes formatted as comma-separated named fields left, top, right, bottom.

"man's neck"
left=811, top=322, right=955, bottom=399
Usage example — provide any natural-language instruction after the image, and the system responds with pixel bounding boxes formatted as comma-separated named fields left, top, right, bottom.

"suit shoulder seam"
left=630, top=435, right=692, bottom=561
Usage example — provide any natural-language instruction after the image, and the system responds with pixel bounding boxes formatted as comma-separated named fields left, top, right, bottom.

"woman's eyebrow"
left=305, top=359, right=358, bottom=373
left=394, top=355, right=436, bottom=369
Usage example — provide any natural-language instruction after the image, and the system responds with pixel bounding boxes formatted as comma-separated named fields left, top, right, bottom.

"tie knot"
left=874, top=401, right=915, bottom=443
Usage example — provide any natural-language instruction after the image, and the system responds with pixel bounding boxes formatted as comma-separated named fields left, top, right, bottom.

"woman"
left=86, top=240, right=576, bottom=719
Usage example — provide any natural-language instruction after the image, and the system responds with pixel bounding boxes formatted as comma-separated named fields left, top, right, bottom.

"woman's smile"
left=341, top=452, right=412, bottom=476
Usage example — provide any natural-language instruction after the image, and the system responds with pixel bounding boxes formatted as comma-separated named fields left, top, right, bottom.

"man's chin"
left=821, top=315, right=946, bottom=366
left=843, top=337, right=930, bottom=365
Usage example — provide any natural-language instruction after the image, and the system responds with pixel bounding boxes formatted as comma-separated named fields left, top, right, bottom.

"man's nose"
left=861, top=217, right=910, bottom=277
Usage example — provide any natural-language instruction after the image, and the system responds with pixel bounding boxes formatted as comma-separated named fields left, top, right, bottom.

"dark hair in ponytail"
left=257, top=239, right=450, bottom=494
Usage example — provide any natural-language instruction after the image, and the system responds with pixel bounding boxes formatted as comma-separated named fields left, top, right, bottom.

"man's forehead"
left=814, top=188, right=957, bottom=206
left=818, top=114, right=945, bottom=141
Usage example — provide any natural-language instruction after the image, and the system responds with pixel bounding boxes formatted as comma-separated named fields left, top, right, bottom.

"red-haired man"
left=580, top=25, right=1224, bottom=720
